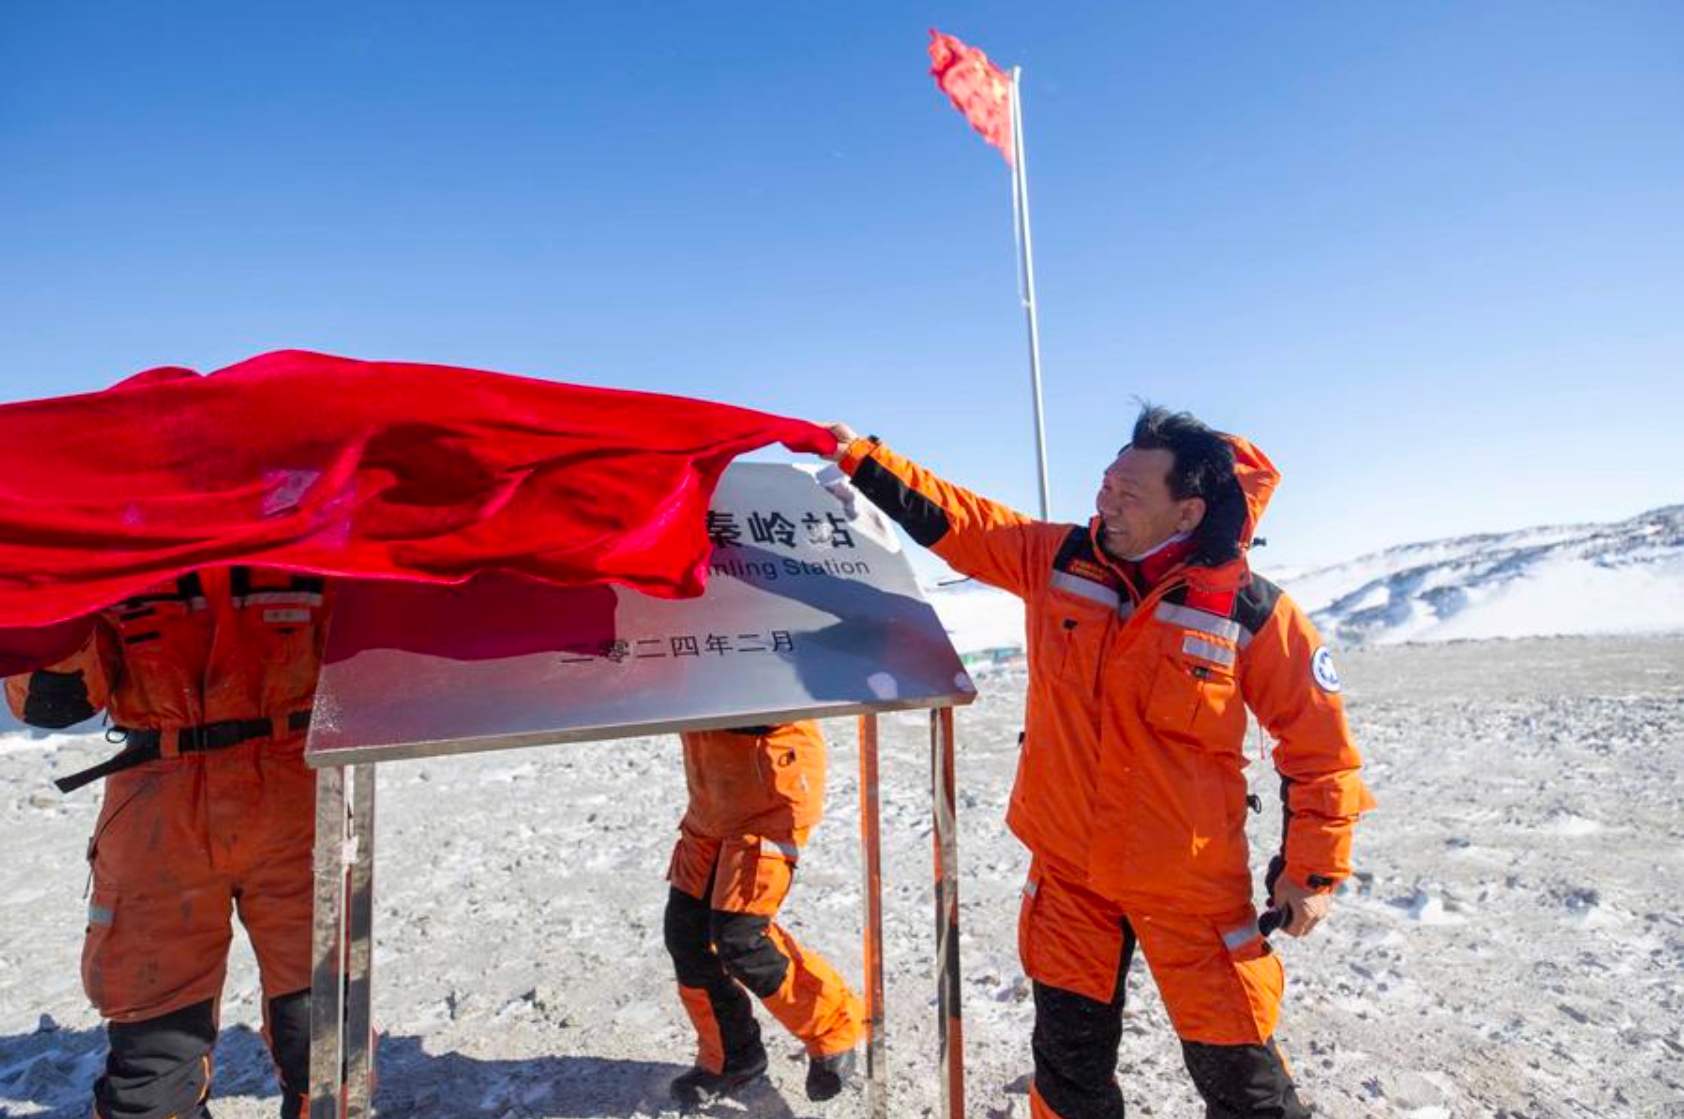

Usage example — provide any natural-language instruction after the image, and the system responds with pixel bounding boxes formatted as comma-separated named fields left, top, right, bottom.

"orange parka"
left=6, top=566, right=330, bottom=744
left=680, top=721, right=827, bottom=839
left=838, top=437, right=1374, bottom=915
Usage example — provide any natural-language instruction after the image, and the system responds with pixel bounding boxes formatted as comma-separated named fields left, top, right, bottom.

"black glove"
left=22, top=669, right=96, bottom=729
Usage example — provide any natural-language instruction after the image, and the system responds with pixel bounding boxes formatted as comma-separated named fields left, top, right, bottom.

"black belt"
left=54, top=711, right=313, bottom=794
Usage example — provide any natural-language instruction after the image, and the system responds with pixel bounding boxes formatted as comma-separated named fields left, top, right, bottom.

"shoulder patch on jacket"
left=1311, top=646, right=1342, bottom=692
left=1234, top=576, right=1284, bottom=647
left=1051, top=526, right=1109, bottom=576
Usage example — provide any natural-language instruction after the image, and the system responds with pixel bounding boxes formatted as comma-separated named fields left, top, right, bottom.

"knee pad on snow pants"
left=1181, top=1039, right=1310, bottom=1119
left=94, top=999, right=217, bottom=1119
left=711, top=911, right=789, bottom=999
left=268, top=989, right=310, bottom=1119
left=664, top=888, right=762, bottom=1066
left=664, top=887, right=720, bottom=987
left=1031, top=981, right=1126, bottom=1119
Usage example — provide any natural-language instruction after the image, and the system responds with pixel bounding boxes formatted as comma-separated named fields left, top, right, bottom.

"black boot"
left=805, top=1047, right=856, bottom=1102
left=666, top=886, right=770, bottom=1109
left=670, top=1041, right=770, bottom=1109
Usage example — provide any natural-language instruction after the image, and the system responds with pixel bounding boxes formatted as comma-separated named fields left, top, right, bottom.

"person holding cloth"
left=815, top=407, right=1374, bottom=1117
left=8, top=566, right=331, bottom=1119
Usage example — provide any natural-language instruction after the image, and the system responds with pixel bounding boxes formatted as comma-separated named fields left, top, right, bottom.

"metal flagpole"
left=1009, top=66, right=1052, bottom=522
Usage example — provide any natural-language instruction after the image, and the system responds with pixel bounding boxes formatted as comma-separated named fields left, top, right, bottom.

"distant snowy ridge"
left=925, top=505, right=1684, bottom=654
left=1280, top=504, right=1684, bottom=647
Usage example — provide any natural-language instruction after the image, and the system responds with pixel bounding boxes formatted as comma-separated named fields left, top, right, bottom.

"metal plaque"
left=306, top=463, right=976, bottom=766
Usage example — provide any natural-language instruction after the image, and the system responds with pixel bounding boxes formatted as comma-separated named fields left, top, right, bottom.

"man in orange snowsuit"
left=663, top=721, right=865, bottom=1108
left=820, top=407, right=1374, bottom=1117
left=6, top=566, right=330, bottom=1119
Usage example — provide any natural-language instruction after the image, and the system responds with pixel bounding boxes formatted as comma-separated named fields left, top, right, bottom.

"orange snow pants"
left=665, top=827, right=863, bottom=1071
left=1021, top=861, right=1307, bottom=1118
left=83, top=734, right=316, bottom=1034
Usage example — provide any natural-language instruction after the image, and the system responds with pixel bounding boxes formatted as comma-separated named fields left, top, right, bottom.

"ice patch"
left=0, top=733, right=52, bottom=757
left=1546, top=812, right=1603, bottom=836
left=1400, top=887, right=1468, bottom=925
left=481, top=763, right=539, bottom=785
left=1562, top=887, right=1618, bottom=927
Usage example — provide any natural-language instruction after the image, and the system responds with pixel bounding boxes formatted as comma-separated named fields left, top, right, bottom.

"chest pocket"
left=756, top=736, right=818, bottom=810
left=106, top=577, right=214, bottom=723
left=230, top=569, right=328, bottom=712
left=1143, top=636, right=1245, bottom=750
left=111, top=597, right=197, bottom=652
left=1041, top=573, right=1122, bottom=689
left=691, top=736, right=777, bottom=820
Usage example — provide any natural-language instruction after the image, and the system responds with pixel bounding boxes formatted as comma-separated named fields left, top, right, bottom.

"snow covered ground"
left=2, top=634, right=1681, bottom=1117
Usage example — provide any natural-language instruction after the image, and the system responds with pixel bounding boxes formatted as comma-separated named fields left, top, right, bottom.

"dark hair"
left=1125, top=404, right=1247, bottom=567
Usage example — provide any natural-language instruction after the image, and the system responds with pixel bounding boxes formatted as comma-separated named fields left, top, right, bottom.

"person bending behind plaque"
left=6, top=566, right=331, bottom=1119
left=663, top=720, right=865, bottom=1108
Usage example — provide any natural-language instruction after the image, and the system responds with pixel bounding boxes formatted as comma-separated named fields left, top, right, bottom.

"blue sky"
left=3, top=2, right=1680, bottom=569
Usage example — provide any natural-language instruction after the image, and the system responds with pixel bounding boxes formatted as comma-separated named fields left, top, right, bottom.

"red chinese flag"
left=928, top=28, right=1015, bottom=165
left=0, top=350, right=837, bottom=672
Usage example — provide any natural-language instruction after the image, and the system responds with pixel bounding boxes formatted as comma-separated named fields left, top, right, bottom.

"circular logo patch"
left=1311, top=646, right=1341, bottom=693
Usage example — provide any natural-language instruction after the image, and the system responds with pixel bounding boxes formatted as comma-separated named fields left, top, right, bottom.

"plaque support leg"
left=308, top=767, right=346, bottom=1119
left=308, top=764, right=378, bottom=1117
left=343, top=764, right=377, bottom=1115
left=931, top=707, right=965, bottom=1119
left=858, top=714, right=888, bottom=1118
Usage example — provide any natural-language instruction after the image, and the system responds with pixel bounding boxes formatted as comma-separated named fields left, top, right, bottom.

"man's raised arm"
left=819, top=422, right=1045, bottom=599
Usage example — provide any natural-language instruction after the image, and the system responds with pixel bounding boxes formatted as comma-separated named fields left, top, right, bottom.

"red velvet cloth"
left=0, top=350, right=835, bottom=674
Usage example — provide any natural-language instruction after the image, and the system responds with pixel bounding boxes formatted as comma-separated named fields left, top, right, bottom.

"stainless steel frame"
left=307, top=767, right=344, bottom=1119
left=308, top=764, right=377, bottom=1117
left=932, top=706, right=965, bottom=1119
left=304, top=462, right=972, bottom=1112
left=857, top=713, right=888, bottom=1119
left=305, top=717, right=970, bottom=1115
left=309, top=698, right=948, bottom=770
left=343, top=765, right=377, bottom=1116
